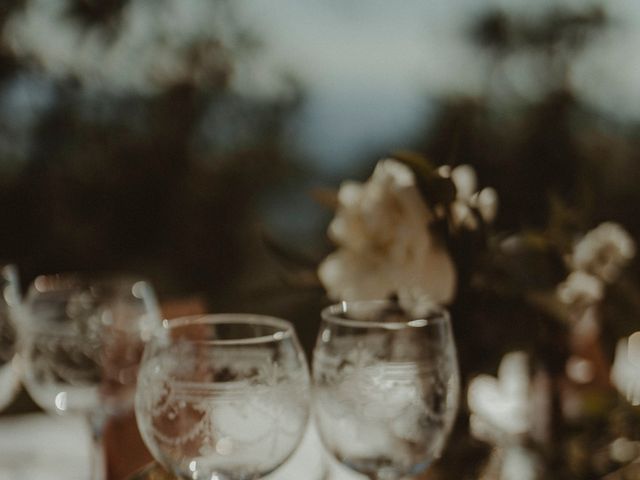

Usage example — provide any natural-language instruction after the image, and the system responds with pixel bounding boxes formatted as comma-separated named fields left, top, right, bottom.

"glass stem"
left=87, top=412, right=107, bottom=480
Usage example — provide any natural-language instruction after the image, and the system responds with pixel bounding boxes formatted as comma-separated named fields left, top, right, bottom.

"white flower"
left=473, top=187, right=499, bottom=224
left=571, top=222, right=636, bottom=283
left=609, top=437, right=640, bottom=464
left=480, top=446, right=540, bottom=480
left=318, top=158, right=457, bottom=307
left=468, top=352, right=531, bottom=444
left=448, top=164, right=498, bottom=229
left=501, top=447, right=539, bottom=480
left=611, top=332, right=640, bottom=406
left=556, top=271, right=604, bottom=306
left=473, top=356, right=546, bottom=480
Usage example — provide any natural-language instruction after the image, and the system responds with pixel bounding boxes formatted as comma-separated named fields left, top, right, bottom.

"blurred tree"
left=403, top=5, right=640, bottom=479
left=0, top=0, right=301, bottom=310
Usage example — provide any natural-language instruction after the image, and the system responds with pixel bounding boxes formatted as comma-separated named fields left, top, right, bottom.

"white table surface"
left=0, top=413, right=360, bottom=479
left=0, top=413, right=91, bottom=479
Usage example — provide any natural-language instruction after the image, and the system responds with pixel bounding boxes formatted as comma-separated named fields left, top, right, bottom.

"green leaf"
left=392, top=150, right=436, bottom=175
left=392, top=150, right=457, bottom=207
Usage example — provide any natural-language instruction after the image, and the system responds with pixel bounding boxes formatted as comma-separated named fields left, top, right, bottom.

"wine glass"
left=19, top=273, right=161, bottom=480
left=0, top=264, right=21, bottom=410
left=312, top=300, right=460, bottom=480
left=135, top=314, right=311, bottom=480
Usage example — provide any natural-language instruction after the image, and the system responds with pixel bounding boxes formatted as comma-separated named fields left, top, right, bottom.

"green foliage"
left=393, top=150, right=457, bottom=208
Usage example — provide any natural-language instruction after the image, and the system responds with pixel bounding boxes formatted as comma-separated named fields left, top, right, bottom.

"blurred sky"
left=5, top=0, right=640, bottom=245
left=232, top=0, right=640, bottom=172
left=233, top=0, right=491, bottom=174
left=6, top=0, right=640, bottom=177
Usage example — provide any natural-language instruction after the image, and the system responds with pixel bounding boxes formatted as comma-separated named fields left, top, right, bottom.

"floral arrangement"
left=316, top=153, right=640, bottom=479
left=318, top=155, right=496, bottom=312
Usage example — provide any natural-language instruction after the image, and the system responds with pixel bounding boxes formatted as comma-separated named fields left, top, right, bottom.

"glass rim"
left=321, top=300, right=451, bottom=330
left=160, top=313, right=297, bottom=346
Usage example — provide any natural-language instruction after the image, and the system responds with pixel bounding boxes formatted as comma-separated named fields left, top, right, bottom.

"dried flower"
left=571, top=222, right=636, bottom=283
left=556, top=270, right=604, bottom=306
left=609, top=437, right=640, bottom=464
left=468, top=352, right=531, bottom=444
left=472, top=354, right=544, bottom=480
left=449, top=164, right=498, bottom=229
left=480, top=446, right=540, bottom=480
left=318, top=158, right=456, bottom=308
left=611, top=333, right=640, bottom=406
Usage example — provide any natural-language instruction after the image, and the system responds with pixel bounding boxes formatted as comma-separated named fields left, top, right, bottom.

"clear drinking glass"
left=135, top=314, right=311, bottom=480
left=313, top=301, right=460, bottom=480
left=0, top=264, right=21, bottom=410
left=19, top=273, right=161, bottom=480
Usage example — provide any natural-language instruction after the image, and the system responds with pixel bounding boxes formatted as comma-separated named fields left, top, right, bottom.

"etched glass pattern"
left=0, top=265, right=21, bottom=410
left=313, top=301, right=459, bottom=480
left=135, top=314, right=311, bottom=480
